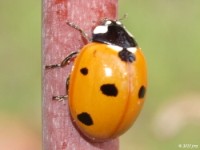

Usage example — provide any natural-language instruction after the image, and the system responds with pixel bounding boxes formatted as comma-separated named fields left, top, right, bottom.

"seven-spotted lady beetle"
left=45, top=18, right=147, bottom=141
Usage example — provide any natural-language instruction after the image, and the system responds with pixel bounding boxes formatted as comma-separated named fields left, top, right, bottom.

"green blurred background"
left=0, top=0, right=200, bottom=149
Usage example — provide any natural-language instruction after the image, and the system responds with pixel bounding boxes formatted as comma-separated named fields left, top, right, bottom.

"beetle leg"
left=45, top=51, right=79, bottom=69
left=66, top=21, right=91, bottom=42
left=51, top=75, right=70, bottom=101
left=66, top=75, right=70, bottom=95
left=52, top=95, right=68, bottom=101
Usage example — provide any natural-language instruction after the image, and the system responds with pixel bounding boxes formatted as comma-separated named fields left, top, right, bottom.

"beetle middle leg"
left=45, top=51, right=78, bottom=69
left=45, top=51, right=77, bottom=101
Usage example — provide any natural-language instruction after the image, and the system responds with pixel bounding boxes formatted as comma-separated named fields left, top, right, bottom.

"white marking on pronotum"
left=107, top=45, right=123, bottom=52
left=116, top=21, right=122, bottom=25
left=122, top=26, right=134, bottom=37
left=105, top=20, right=112, bottom=25
left=126, top=29, right=134, bottom=37
left=93, top=25, right=108, bottom=34
left=127, top=47, right=137, bottom=53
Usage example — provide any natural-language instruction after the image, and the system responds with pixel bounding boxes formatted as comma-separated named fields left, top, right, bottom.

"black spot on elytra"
left=100, top=84, right=118, bottom=96
left=80, top=67, right=88, bottom=75
left=118, top=48, right=135, bottom=62
left=138, top=86, right=146, bottom=98
left=77, top=112, right=93, bottom=126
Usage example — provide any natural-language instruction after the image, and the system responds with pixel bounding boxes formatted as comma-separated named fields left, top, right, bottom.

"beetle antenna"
left=117, top=13, right=128, bottom=21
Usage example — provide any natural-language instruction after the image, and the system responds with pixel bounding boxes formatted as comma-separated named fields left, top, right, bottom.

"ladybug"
left=45, top=18, right=147, bottom=141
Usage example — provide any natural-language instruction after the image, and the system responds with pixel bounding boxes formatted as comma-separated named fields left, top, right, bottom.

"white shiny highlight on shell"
left=104, top=67, right=112, bottom=77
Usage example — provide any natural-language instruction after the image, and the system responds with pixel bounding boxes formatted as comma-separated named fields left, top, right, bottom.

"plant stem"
left=42, top=0, right=119, bottom=149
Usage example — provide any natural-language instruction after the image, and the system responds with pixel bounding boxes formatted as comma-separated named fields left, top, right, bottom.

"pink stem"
left=42, top=0, right=119, bottom=149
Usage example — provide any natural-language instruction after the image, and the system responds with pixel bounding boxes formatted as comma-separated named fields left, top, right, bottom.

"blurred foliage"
left=0, top=0, right=41, bottom=149
left=0, top=0, right=200, bottom=149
